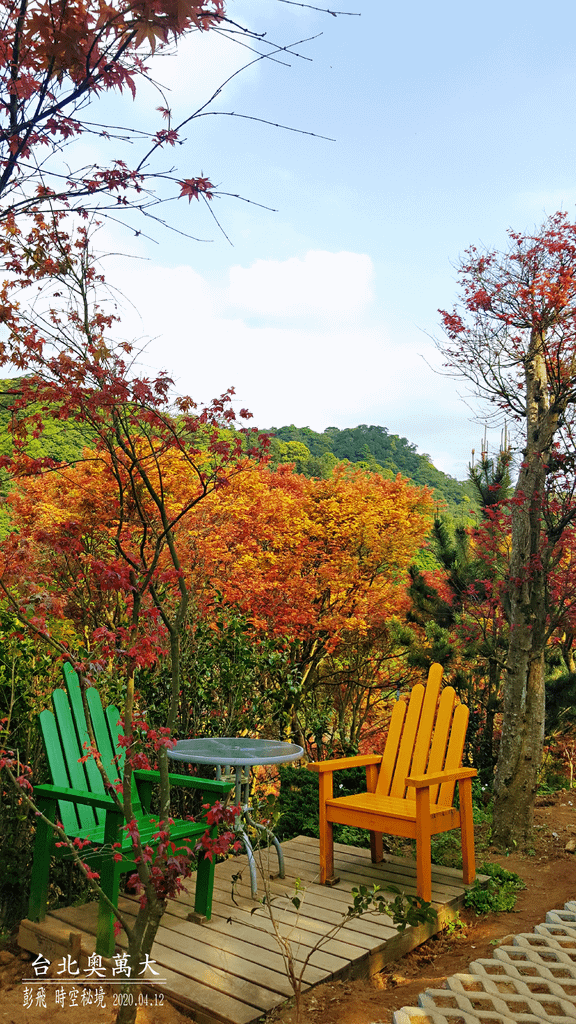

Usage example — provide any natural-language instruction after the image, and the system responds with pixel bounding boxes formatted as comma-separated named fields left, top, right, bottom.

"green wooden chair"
left=28, top=663, right=234, bottom=956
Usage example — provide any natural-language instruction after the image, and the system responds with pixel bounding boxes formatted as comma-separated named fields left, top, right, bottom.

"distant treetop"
left=266, top=424, right=473, bottom=514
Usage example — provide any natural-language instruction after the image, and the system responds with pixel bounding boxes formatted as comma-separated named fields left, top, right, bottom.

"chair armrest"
left=405, top=767, right=477, bottom=788
left=33, top=783, right=119, bottom=812
left=134, top=770, right=234, bottom=796
left=306, top=754, right=382, bottom=773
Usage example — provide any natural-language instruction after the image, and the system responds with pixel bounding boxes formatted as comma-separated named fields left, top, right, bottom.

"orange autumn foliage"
left=182, top=463, right=434, bottom=651
left=6, top=453, right=433, bottom=661
left=3, top=442, right=231, bottom=647
left=4, top=453, right=139, bottom=638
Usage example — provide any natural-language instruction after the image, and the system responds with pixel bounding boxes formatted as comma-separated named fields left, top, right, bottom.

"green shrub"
left=431, top=830, right=462, bottom=868
left=275, top=764, right=383, bottom=848
left=0, top=619, right=60, bottom=930
left=464, top=862, right=525, bottom=914
left=175, top=604, right=296, bottom=740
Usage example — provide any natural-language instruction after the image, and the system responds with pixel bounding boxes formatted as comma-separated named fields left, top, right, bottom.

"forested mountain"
left=0, top=381, right=93, bottom=537
left=268, top=424, right=474, bottom=514
left=0, top=379, right=473, bottom=523
left=0, top=381, right=91, bottom=465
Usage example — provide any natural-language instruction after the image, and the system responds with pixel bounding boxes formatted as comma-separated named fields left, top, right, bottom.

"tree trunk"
left=115, top=895, right=166, bottom=1024
left=479, top=659, right=501, bottom=778
left=492, top=647, right=545, bottom=847
left=492, top=329, right=552, bottom=848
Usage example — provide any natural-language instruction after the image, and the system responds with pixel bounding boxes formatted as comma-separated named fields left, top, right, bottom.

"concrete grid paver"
left=393, top=903, right=576, bottom=1024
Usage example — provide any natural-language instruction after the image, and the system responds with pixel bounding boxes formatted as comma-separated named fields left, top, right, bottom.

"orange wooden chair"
left=306, top=664, right=477, bottom=901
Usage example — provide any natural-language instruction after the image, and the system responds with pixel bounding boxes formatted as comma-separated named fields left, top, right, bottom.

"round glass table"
left=168, top=737, right=304, bottom=897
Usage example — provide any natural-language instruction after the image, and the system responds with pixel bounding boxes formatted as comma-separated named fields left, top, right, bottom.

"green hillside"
left=267, top=423, right=474, bottom=515
left=0, top=383, right=92, bottom=465
left=0, top=380, right=474, bottom=525
left=0, top=380, right=93, bottom=537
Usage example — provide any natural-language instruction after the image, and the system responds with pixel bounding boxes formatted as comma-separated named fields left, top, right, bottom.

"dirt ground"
left=2, top=790, right=576, bottom=1024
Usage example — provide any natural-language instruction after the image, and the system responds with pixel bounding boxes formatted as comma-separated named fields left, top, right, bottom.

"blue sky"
left=92, top=0, right=576, bottom=479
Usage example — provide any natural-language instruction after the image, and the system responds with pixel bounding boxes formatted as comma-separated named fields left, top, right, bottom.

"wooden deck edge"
left=366, top=894, right=465, bottom=975
left=18, top=918, right=257, bottom=1024
left=19, top=917, right=97, bottom=970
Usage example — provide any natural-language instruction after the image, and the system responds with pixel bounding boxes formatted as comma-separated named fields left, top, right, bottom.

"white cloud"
left=111, top=254, right=487, bottom=480
left=227, top=250, right=374, bottom=317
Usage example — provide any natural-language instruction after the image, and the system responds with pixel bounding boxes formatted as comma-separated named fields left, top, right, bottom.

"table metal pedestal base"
left=167, top=736, right=303, bottom=903
left=241, top=809, right=285, bottom=898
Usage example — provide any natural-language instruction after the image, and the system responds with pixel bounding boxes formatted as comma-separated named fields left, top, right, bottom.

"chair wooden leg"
left=459, top=777, right=476, bottom=885
left=366, top=765, right=383, bottom=863
left=415, top=788, right=432, bottom=902
left=319, top=818, right=339, bottom=884
left=370, top=832, right=383, bottom=863
left=318, top=773, right=339, bottom=885
left=194, top=829, right=216, bottom=921
left=95, top=807, right=124, bottom=957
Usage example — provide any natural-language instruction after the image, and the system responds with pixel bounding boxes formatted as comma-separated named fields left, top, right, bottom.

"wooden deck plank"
left=152, top=964, right=267, bottom=1024
left=198, top=893, right=373, bottom=964
left=248, top=855, right=460, bottom=907
left=205, top=876, right=385, bottom=954
left=143, top=963, right=261, bottom=1024
left=287, top=835, right=470, bottom=896
left=126, top=890, right=339, bottom=980
left=327, top=851, right=467, bottom=891
left=227, top=875, right=399, bottom=936
left=117, top=895, right=330, bottom=987
left=159, top=888, right=352, bottom=976
left=207, top=911, right=349, bottom=977
left=133, top=937, right=285, bottom=1012
left=51, top=905, right=286, bottom=1012
left=283, top=840, right=469, bottom=902
left=295, top=834, right=486, bottom=888
left=117, top=902, right=300, bottom=997
left=19, top=837, right=475, bottom=1024
left=296, top=833, right=466, bottom=872
left=210, top=871, right=399, bottom=944
left=53, top=903, right=297, bottom=1001
left=269, top=834, right=460, bottom=875
left=20, top=912, right=259, bottom=1024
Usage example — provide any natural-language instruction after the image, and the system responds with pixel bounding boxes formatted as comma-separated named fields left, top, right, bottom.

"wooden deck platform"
left=19, top=836, right=481, bottom=1024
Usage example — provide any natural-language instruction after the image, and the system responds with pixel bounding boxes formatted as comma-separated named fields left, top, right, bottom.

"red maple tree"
left=439, top=213, right=576, bottom=846
left=0, top=214, right=261, bottom=1021
left=0, top=0, right=229, bottom=222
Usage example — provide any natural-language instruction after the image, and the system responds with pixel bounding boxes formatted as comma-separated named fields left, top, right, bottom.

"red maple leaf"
left=178, top=177, right=214, bottom=202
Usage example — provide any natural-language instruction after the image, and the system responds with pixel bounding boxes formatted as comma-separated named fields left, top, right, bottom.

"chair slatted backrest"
left=62, top=665, right=107, bottom=805
left=384, top=683, right=425, bottom=798
left=63, top=665, right=143, bottom=813
left=38, top=706, right=86, bottom=835
left=39, top=690, right=100, bottom=834
left=437, top=702, right=469, bottom=806
left=39, top=664, right=142, bottom=834
left=375, top=664, right=467, bottom=805
left=406, top=665, right=444, bottom=781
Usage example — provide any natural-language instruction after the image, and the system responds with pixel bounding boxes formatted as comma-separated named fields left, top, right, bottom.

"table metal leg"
left=195, top=761, right=288, bottom=899
left=241, top=828, right=259, bottom=898
left=244, top=808, right=285, bottom=879
left=226, top=764, right=287, bottom=893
